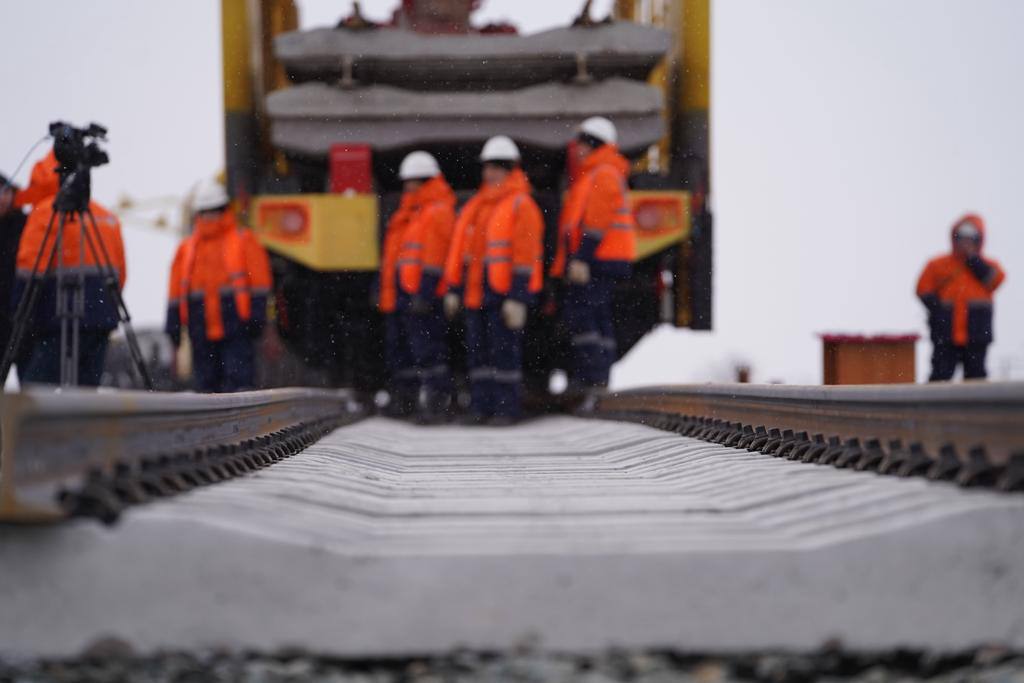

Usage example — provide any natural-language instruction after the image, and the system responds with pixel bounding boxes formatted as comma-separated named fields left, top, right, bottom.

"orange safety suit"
left=444, top=168, right=544, bottom=308
left=166, top=210, right=272, bottom=343
left=916, top=214, right=1005, bottom=348
left=379, top=175, right=456, bottom=312
left=550, top=144, right=636, bottom=279
left=14, top=149, right=60, bottom=209
left=14, top=198, right=125, bottom=332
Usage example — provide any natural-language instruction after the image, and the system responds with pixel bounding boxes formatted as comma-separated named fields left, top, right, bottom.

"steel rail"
left=594, top=382, right=1024, bottom=491
left=0, top=388, right=362, bottom=524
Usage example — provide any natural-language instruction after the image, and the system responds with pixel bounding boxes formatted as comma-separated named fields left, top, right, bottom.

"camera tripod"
left=0, top=188, right=153, bottom=389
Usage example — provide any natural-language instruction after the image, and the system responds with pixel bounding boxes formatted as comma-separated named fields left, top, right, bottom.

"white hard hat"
left=480, top=135, right=521, bottom=162
left=191, top=177, right=229, bottom=212
left=399, top=151, right=441, bottom=180
left=579, top=116, right=617, bottom=145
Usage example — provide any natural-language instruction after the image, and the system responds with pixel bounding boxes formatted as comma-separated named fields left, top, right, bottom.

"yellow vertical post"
left=675, top=0, right=712, bottom=330
left=221, top=0, right=299, bottom=199
left=679, top=0, right=712, bottom=157
left=222, top=0, right=256, bottom=199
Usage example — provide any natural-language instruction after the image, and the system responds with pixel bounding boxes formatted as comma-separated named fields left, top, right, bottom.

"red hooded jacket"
left=916, top=214, right=1005, bottom=346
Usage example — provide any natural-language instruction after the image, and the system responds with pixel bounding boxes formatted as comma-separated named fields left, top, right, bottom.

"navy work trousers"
left=385, top=302, right=451, bottom=402
left=191, top=332, right=255, bottom=393
left=21, top=330, right=110, bottom=386
left=929, top=342, right=988, bottom=381
left=564, top=278, right=616, bottom=389
left=464, top=303, right=524, bottom=419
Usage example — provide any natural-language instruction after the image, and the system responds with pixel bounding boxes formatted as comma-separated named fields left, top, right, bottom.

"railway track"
left=0, top=388, right=361, bottom=523
left=2, top=382, right=1021, bottom=526
left=1, top=383, right=1023, bottom=658
left=596, top=382, right=1024, bottom=491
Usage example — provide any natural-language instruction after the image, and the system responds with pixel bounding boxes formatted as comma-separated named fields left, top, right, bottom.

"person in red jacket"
left=443, top=136, right=544, bottom=423
left=166, top=179, right=272, bottom=392
left=379, top=151, right=457, bottom=420
left=550, top=117, right=636, bottom=397
left=13, top=196, right=126, bottom=386
left=916, top=214, right=1005, bottom=381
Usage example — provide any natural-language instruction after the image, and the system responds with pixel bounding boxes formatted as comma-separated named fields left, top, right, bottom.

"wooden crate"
left=821, top=334, right=919, bottom=385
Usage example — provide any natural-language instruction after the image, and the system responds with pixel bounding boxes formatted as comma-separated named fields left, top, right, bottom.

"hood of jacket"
left=950, top=213, right=986, bottom=251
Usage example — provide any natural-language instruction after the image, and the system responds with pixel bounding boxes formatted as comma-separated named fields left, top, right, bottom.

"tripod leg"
left=0, top=210, right=63, bottom=386
left=68, top=211, right=86, bottom=386
left=81, top=208, right=154, bottom=390
left=57, top=211, right=84, bottom=387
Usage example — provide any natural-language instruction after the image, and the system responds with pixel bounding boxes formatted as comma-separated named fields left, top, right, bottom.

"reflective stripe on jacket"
left=550, top=144, right=636, bottom=278
left=166, top=211, right=272, bottom=342
left=379, top=176, right=456, bottom=312
left=445, top=168, right=544, bottom=308
left=916, top=214, right=1005, bottom=346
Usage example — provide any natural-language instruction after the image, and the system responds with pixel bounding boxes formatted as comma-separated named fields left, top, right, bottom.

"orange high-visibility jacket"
left=14, top=149, right=60, bottom=209
left=550, top=144, right=636, bottom=278
left=17, top=198, right=125, bottom=286
left=444, top=168, right=544, bottom=308
left=379, top=176, right=456, bottom=313
left=916, top=214, right=1005, bottom=347
left=167, top=210, right=272, bottom=342
left=14, top=198, right=126, bottom=331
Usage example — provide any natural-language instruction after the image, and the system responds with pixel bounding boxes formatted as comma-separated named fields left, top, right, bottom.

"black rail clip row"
left=590, top=382, right=1024, bottom=494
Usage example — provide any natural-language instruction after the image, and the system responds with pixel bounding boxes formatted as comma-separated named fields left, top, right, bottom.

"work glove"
left=567, top=259, right=591, bottom=285
left=501, top=299, right=528, bottom=331
left=409, top=296, right=432, bottom=316
left=966, top=255, right=994, bottom=285
left=443, top=292, right=461, bottom=320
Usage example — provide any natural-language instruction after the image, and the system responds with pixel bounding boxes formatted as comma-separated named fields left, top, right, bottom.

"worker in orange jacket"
left=13, top=195, right=126, bottom=385
left=379, top=151, right=457, bottom=420
left=166, top=179, right=272, bottom=392
left=443, top=136, right=545, bottom=423
left=916, top=214, right=1005, bottom=381
left=550, top=117, right=636, bottom=396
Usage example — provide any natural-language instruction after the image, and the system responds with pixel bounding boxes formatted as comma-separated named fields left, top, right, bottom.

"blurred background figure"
left=165, top=178, right=272, bottom=392
left=0, top=173, right=27, bottom=359
left=916, top=214, right=1005, bottom=381
left=14, top=194, right=126, bottom=386
left=379, top=151, right=456, bottom=421
left=551, top=117, right=636, bottom=403
left=444, top=135, right=544, bottom=424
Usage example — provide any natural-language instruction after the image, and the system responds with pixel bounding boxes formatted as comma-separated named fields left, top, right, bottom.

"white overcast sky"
left=1, top=0, right=1021, bottom=385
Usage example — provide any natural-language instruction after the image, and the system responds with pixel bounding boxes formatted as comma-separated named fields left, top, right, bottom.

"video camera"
left=49, top=121, right=109, bottom=212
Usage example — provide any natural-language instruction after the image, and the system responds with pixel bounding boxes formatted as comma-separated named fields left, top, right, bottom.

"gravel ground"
left=2, top=647, right=1023, bottom=683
